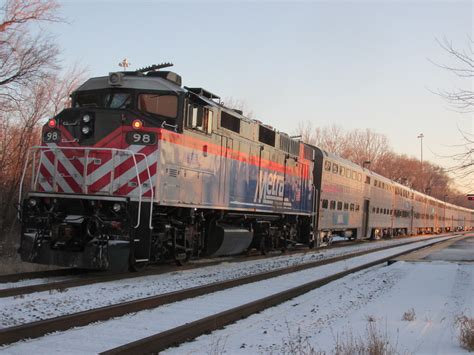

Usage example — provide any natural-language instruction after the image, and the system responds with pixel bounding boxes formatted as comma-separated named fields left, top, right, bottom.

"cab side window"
left=187, top=102, right=213, bottom=134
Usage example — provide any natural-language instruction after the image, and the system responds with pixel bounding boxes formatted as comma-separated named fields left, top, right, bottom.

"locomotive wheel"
left=128, top=255, right=148, bottom=272
left=174, top=240, right=192, bottom=266
left=260, top=236, right=270, bottom=256
left=280, top=236, right=287, bottom=253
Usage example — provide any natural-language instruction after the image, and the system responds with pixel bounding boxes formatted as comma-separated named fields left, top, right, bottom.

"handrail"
left=18, top=146, right=155, bottom=229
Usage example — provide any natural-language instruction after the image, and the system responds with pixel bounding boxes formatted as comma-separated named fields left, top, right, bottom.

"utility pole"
left=417, top=133, right=424, bottom=189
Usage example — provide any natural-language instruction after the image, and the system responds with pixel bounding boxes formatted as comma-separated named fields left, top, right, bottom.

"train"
left=17, top=63, right=474, bottom=271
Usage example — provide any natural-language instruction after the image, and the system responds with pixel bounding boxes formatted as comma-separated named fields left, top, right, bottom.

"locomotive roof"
left=74, top=75, right=185, bottom=93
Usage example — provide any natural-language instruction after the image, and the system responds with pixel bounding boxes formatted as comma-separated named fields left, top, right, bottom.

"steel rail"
left=0, top=234, right=455, bottom=347
left=0, top=268, right=87, bottom=284
left=0, top=238, right=372, bottom=298
left=0, top=234, right=444, bottom=298
left=101, top=236, right=457, bottom=355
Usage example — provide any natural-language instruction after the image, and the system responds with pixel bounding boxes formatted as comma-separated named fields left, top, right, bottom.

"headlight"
left=81, top=126, right=91, bottom=135
left=112, top=202, right=122, bottom=212
left=82, top=114, right=91, bottom=123
left=27, top=198, right=37, bottom=208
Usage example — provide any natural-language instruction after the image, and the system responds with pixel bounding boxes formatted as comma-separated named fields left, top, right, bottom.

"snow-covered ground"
left=0, top=236, right=458, bottom=354
left=0, top=235, right=445, bottom=328
left=167, top=260, right=474, bottom=355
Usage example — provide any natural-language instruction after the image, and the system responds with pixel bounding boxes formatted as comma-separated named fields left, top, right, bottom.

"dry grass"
left=334, top=322, right=399, bottom=355
left=401, top=309, right=416, bottom=322
left=278, top=326, right=323, bottom=355
left=366, top=315, right=376, bottom=322
left=455, top=314, right=474, bottom=351
left=206, top=335, right=228, bottom=355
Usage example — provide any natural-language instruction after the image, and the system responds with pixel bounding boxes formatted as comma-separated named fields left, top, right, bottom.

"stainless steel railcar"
left=309, top=146, right=474, bottom=243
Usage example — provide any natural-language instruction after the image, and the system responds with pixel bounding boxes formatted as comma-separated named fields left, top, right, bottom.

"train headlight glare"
left=132, top=119, right=143, bottom=130
left=82, top=114, right=91, bottom=123
left=112, top=203, right=122, bottom=212
left=81, top=126, right=91, bottom=135
left=47, top=119, right=57, bottom=128
left=27, top=198, right=37, bottom=208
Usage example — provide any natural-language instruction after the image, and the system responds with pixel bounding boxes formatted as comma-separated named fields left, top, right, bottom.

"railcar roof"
left=318, top=148, right=473, bottom=212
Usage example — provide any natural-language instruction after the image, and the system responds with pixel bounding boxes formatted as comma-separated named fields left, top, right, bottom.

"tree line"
left=0, top=0, right=84, bottom=239
left=295, top=122, right=470, bottom=208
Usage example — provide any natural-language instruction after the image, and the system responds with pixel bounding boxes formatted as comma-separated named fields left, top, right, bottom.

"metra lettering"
left=254, top=171, right=285, bottom=203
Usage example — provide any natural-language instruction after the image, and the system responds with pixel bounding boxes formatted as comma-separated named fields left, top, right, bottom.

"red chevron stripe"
left=114, top=163, right=157, bottom=196
left=87, top=145, right=157, bottom=193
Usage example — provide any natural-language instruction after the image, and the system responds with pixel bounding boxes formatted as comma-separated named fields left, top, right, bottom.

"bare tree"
left=342, top=128, right=391, bottom=169
left=432, top=37, right=474, bottom=181
left=0, top=0, right=60, bottom=108
left=0, top=1, right=89, bottom=237
left=434, top=37, right=474, bottom=112
left=222, top=97, right=254, bottom=118
left=293, top=122, right=348, bottom=155
left=294, top=121, right=465, bottom=204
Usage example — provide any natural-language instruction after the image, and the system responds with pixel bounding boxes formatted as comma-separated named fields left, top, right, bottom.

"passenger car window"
left=330, top=201, right=336, bottom=210
left=324, top=161, right=331, bottom=171
left=322, top=199, right=329, bottom=209
left=344, top=203, right=349, bottom=210
left=337, top=201, right=343, bottom=210
left=332, top=163, right=339, bottom=174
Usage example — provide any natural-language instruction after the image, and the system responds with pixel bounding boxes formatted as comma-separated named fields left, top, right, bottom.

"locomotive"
left=18, top=63, right=474, bottom=271
left=18, top=63, right=315, bottom=271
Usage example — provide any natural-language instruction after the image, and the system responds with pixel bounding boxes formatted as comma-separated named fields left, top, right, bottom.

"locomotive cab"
left=19, top=66, right=187, bottom=271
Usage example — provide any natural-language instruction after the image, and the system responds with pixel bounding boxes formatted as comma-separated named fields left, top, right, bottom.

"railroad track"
left=0, top=268, right=86, bottom=284
left=101, top=234, right=462, bottom=354
left=0, top=233, right=446, bottom=299
left=0, top=233, right=459, bottom=348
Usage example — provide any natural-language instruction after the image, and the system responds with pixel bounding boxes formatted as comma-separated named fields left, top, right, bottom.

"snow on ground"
left=0, top=237, right=455, bottom=354
left=0, top=235, right=443, bottom=328
left=166, top=261, right=473, bottom=355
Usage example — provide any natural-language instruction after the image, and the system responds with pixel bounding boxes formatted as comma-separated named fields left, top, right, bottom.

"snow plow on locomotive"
left=18, top=63, right=316, bottom=271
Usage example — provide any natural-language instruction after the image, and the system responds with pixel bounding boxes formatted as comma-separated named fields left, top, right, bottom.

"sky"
left=51, top=0, right=473, bottom=190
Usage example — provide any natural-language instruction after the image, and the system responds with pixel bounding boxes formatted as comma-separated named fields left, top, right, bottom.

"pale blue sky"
left=52, top=0, right=473, bottom=188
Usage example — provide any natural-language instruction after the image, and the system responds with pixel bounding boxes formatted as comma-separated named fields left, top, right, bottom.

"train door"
left=362, top=199, right=370, bottom=238
left=299, top=163, right=309, bottom=212
left=218, top=135, right=233, bottom=206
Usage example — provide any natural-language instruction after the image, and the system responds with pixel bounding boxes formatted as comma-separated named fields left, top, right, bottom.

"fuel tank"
left=206, top=223, right=253, bottom=257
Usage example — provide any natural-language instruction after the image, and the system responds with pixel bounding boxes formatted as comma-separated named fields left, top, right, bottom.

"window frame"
left=137, top=92, right=179, bottom=119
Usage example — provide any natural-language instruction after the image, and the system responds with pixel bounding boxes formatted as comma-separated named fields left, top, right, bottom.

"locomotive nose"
left=52, top=108, right=123, bottom=146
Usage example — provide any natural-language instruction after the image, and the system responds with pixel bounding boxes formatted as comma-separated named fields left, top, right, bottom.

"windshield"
left=138, top=93, right=178, bottom=118
left=74, top=90, right=132, bottom=109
